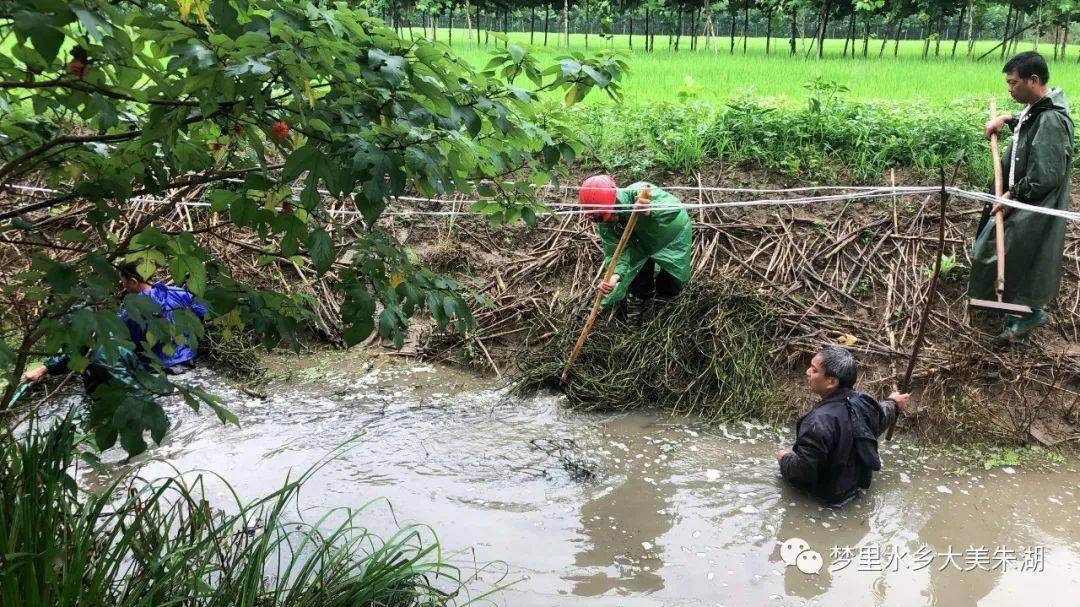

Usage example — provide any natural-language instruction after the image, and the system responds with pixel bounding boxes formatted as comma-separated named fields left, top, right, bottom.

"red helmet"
left=579, top=175, right=617, bottom=222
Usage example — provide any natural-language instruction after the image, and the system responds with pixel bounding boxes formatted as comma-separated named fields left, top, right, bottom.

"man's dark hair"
left=117, top=261, right=147, bottom=281
left=818, top=346, right=858, bottom=389
left=1003, top=51, right=1050, bottom=85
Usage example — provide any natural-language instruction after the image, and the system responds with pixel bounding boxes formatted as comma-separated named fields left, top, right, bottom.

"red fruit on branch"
left=208, top=142, right=223, bottom=152
left=270, top=120, right=290, bottom=142
left=233, top=124, right=245, bottom=135
left=69, top=59, right=87, bottom=78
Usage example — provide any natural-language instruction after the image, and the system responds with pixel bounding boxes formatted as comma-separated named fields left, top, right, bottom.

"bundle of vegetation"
left=0, top=417, right=488, bottom=606
left=514, top=280, right=790, bottom=423
left=203, top=314, right=267, bottom=381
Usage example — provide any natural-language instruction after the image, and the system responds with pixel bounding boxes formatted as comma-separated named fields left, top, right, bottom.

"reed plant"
left=0, top=417, right=496, bottom=607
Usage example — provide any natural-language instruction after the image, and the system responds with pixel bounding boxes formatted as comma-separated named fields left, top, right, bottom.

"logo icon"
left=797, top=550, right=824, bottom=574
left=780, top=537, right=823, bottom=575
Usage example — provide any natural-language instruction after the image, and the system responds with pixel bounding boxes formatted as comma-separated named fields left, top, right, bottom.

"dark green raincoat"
left=596, top=182, right=693, bottom=306
left=969, top=89, right=1074, bottom=309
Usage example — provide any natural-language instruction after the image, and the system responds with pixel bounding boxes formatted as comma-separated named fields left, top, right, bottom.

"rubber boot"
left=611, top=300, right=629, bottom=324
left=993, top=309, right=1047, bottom=346
left=1011, top=308, right=1048, bottom=341
left=625, top=295, right=646, bottom=326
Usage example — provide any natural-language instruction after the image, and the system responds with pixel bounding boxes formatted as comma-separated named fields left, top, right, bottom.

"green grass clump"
left=514, top=280, right=789, bottom=424
left=568, top=89, right=989, bottom=180
left=0, top=417, right=488, bottom=607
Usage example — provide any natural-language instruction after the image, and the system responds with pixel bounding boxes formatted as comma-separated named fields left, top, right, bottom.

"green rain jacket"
left=969, top=89, right=1074, bottom=309
left=596, top=182, right=693, bottom=306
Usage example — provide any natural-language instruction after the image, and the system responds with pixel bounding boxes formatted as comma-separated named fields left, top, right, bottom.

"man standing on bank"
left=776, top=346, right=910, bottom=507
left=975, top=51, right=1074, bottom=345
left=578, top=175, right=693, bottom=317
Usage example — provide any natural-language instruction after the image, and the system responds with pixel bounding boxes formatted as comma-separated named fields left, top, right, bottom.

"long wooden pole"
left=561, top=188, right=650, bottom=382
left=884, top=170, right=950, bottom=441
left=989, top=98, right=1007, bottom=302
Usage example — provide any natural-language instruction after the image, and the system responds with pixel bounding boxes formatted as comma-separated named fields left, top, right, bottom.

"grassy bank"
left=451, top=31, right=1072, bottom=183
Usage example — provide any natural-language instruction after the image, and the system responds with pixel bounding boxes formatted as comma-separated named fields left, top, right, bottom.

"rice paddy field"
left=433, top=31, right=1080, bottom=105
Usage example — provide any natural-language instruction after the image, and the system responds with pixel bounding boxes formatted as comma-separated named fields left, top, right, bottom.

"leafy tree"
left=0, top=0, right=625, bottom=455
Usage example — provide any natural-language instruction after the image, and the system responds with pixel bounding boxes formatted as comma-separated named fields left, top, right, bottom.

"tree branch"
left=0, top=77, right=199, bottom=106
left=0, top=112, right=212, bottom=184
left=0, top=163, right=283, bottom=223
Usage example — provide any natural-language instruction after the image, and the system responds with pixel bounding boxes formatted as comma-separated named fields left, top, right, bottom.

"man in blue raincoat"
left=22, top=262, right=208, bottom=385
left=117, top=261, right=208, bottom=373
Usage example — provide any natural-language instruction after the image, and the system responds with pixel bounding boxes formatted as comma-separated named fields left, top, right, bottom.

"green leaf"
left=208, top=401, right=240, bottom=426
left=189, top=386, right=239, bottom=426
left=78, top=450, right=109, bottom=475
left=41, top=259, right=77, bottom=294
left=563, top=83, right=587, bottom=107
left=170, top=253, right=207, bottom=296
left=282, top=143, right=317, bottom=182
left=581, top=65, right=610, bottom=88
left=341, top=283, right=375, bottom=346
left=224, top=54, right=274, bottom=77
left=94, top=424, right=118, bottom=451
left=8, top=217, right=34, bottom=230
left=209, top=189, right=240, bottom=213
left=307, top=118, right=331, bottom=133
left=59, top=229, right=86, bottom=243
left=307, top=227, right=334, bottom=275
left=14, top=11, right=65, bottom=63
left=377, top=308, right=396, bottom=339
left=522, top=207, right=537, bottom=227
left=72, top=7, right=112, bottom=42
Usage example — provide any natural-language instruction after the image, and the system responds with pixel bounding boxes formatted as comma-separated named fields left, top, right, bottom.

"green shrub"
left=566, top=90, right=994, bottom=181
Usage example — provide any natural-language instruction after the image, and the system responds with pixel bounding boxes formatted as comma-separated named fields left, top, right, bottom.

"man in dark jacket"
left=776, top=346, right=909, bottom=507
left=974, top=51, right=1074, bottom=345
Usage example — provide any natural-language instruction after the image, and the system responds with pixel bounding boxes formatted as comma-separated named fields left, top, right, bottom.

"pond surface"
left=102, top=354, right=1080, bottom=606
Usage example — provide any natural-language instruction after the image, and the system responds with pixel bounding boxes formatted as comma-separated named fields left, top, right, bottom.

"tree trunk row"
left=412, top=3, right=1076, bottom=64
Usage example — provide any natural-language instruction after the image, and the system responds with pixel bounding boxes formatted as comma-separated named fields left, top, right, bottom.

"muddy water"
left=108, top=354, right=1079, bottom=606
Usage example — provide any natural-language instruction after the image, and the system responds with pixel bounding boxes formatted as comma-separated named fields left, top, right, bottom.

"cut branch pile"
left=2, top=169, right=1078, bottom=443
left=416, top=174, right=1080, bottom=443
left=513, top=280, right=789, bottom=423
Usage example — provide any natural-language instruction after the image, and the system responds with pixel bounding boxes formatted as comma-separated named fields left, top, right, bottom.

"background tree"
left=0, top=0, right=625, bottom=455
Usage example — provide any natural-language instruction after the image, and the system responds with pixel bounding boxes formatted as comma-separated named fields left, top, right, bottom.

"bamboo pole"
left=884, top=169, right=950, bottom=441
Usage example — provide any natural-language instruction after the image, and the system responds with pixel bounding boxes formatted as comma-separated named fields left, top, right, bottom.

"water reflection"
left=772, top=483, right=874, bottom=600
left=565, top=415, right=680, bottom=597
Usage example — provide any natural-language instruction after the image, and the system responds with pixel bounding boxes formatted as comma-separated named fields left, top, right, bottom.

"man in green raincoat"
left=973, top=51, right=1073, bottom=344
left=578, top=175, right=693, bottom=313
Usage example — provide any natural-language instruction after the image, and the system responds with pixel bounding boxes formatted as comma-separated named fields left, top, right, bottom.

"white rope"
left=4, top=182, right=1078, bottom=222
left=948, top=187, right=1080, bottom=222
left=218, top=177, right=914, bottom=206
